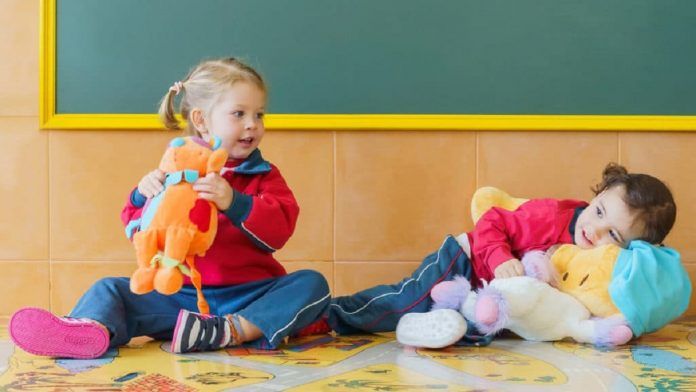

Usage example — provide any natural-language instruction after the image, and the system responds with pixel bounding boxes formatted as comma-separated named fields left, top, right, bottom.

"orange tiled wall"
left=1, top=0, right=695, bottom=317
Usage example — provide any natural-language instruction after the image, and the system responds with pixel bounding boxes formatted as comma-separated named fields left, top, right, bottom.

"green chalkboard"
left=56, top=0, right=696, bottom=116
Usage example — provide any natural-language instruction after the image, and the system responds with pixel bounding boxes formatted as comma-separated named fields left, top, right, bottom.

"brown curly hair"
left=592, top=163, right=676, bottom=244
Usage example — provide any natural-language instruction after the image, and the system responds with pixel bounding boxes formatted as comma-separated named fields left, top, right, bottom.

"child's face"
left=573, top=185, right=644, bottom=249
left=202, top=82, right=266, bottom=160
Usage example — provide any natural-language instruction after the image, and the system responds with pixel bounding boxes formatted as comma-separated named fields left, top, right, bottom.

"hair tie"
left=169, top=81, right=184, bottom=96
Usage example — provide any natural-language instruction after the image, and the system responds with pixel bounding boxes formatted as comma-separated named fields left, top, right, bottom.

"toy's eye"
left=562, top=272, right=568, bottom=281
left=579, top=274, right=589, bottom=286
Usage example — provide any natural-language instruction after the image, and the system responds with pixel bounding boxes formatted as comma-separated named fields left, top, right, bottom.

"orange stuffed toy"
left=125, top=136, right=228, bottom=314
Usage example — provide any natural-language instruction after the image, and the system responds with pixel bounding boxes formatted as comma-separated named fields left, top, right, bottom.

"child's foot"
left=171, top=309, right=235, bottom=353
left=396, top=309, right=467, bottom=348
left=9, top=307, right=109, bottom=359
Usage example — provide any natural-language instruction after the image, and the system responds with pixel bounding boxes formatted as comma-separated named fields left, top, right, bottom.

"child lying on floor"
left=301, top=163, right=686, bottom=347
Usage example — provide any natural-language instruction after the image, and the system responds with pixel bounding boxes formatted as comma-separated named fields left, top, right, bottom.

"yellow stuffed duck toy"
left=412, top=187, right=691, bottom=346
left=125, top=136, right=228, bottom=314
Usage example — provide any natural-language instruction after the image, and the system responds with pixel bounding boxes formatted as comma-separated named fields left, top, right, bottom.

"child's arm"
left=223, top=165, right=299, bottom=253
left=471, top=199, right=580, bottom=280
left=120, top=169, right=164, bottom=232
left=470, top=206, right=520, bottom=277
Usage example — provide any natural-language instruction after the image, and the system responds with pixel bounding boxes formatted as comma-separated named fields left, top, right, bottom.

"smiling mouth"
left=583, top=230, right=594, bottom=246
left=239, top=137, right=254, bottom=145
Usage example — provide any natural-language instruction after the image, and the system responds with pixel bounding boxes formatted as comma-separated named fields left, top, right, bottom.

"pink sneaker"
left=9, top=307, right=110, bottom=359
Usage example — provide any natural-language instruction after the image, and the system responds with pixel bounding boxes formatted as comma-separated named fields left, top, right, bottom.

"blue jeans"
left=328, top=235, right=473, bottom=334
left=69, top=269, right=330, bottom=349
left=328, top=235, right=492, bottom=346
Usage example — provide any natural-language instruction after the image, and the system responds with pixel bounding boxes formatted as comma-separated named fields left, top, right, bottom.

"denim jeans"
left=328, top=235, right=473, bottom=334
left=70, top=269, right=330, bottom=349
left=328, top=235, right=492, bottom=346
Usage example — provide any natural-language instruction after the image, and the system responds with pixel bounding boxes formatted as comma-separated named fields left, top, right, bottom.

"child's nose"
left=593, top=226, right=611, bottom=242
left=245, top=118, right=257, bottom=130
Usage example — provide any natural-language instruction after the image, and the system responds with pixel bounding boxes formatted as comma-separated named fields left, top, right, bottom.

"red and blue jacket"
left=121, top=149, right=298, bottom=286
left=468, top=198, right=588, bottom=286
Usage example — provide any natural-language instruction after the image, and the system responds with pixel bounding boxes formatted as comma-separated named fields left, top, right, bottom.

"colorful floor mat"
left=1, top=319, right=695, bottom=391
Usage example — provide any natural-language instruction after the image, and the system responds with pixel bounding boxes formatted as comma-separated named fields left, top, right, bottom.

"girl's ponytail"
left=158, top=82, right=183, bottom=131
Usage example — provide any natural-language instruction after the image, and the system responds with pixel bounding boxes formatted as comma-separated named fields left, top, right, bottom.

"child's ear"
left=190, top=108, right=208, bottom=135
left=207, top=148, right=228, bottom=174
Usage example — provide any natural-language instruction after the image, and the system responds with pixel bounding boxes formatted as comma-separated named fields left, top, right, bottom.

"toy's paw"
left=609, top=324, right=633, bottom=346
left=154, top=267, right=184, bottom=295
left=130, top=267, right=156, bottom=294
left=396, top=309, right=467, bottom=349
left=594, top=315, right=633, bottom=347
left=473, top=285, right=508, bottom=335
left=521, top=250, right=558, bottom=286
left=431, top=276, right=471, bottom=310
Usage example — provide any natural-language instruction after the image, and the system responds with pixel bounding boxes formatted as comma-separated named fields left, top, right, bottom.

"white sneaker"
left=396, top=309, right=467, bottom=348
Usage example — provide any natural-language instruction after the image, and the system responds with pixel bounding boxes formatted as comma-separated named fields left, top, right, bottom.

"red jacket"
left=468, top=198, right=587, bottom=286
left=121, top=149, right=298, bottom=286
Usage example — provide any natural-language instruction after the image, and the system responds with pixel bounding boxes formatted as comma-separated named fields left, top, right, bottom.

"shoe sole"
left=9, top=307, right=109, bottom=359
left=170, top=309, right=189, bottom=353
left=396, top=309, right=467, bottom=348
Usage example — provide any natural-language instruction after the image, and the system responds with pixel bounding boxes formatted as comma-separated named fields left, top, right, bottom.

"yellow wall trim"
left=40, top=113, right=696, bottom=131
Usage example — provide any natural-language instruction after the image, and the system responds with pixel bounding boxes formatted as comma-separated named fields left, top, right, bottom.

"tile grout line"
left=332, top=130, right=337, bottom=293
left=475, top=131, right=480, bottom=189
left=617, top=131, right=622, bottom=165
left=47, top=127, right=52, bottom=311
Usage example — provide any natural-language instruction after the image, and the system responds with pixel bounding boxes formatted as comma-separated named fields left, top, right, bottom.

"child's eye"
left=595, top=206, right=603, bottom=218
left=231, top=111, right=245, bottom=118
left=256, top=112, right=265, bottom=119
left=609, top=230, right=620, bottom=243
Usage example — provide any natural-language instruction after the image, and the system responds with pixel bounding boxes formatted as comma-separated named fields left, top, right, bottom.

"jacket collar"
left=222, top=149, right=271, bottom=175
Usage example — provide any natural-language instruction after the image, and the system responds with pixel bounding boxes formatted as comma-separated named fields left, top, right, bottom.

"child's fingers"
left=153, top=169, right=165, bottom=181
left=197, top=192, right=213, bottom=200
left=193, top=183, right=215, bottom=193
left=146, top=178, right=163, bottom=195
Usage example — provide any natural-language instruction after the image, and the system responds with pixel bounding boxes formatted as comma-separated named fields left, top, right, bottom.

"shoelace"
left=190, top=315, right=227, bottom=352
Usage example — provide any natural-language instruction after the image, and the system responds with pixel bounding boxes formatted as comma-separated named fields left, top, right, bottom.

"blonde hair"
left=158, top=57, right=267, bottom=134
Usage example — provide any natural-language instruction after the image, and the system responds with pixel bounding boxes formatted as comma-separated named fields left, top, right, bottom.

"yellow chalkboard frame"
left=40, top=0, right=696, bottom=131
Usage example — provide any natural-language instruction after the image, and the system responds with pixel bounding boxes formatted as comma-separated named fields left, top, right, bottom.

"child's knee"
left=91, top=277, right=130, bottom=293
left=293, top=269, right=330, bottom=296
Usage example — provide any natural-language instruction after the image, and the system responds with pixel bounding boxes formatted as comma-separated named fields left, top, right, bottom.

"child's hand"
left=194, top=173, right=234, bottom=210
left=494, top=258, right=525, bottom=279
left=546, top=244, right=562, bottom=257
left=137, top=169, right=165, bottom=198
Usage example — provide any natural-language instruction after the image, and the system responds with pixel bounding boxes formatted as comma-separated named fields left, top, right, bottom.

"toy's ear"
left=207, top=148, right=228, bottom=174
left=209, top=136, right=222, bottom=150
left=471, top=187, right=528, bottom=224
left=170, top=137, right=186, bottom=148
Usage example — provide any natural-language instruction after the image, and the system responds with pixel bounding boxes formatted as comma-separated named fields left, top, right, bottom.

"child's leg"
left=172, top=269, right=331, bottom=352
left=239, top=269, right=330, bottom=349
left=69, top=277, right=198, bottom=346
left=11, top=277, right=199, bottom=358
left=9, top=308, right=110, bottom=359
left=329, top=234, right=473, bottom=334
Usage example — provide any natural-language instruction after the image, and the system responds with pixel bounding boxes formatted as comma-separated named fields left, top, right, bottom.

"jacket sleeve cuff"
left=130, top=188, right=147, bottom=207
left=224, top=189, right=253, bottom=225
left=487, top=248, right=516, bottom=273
